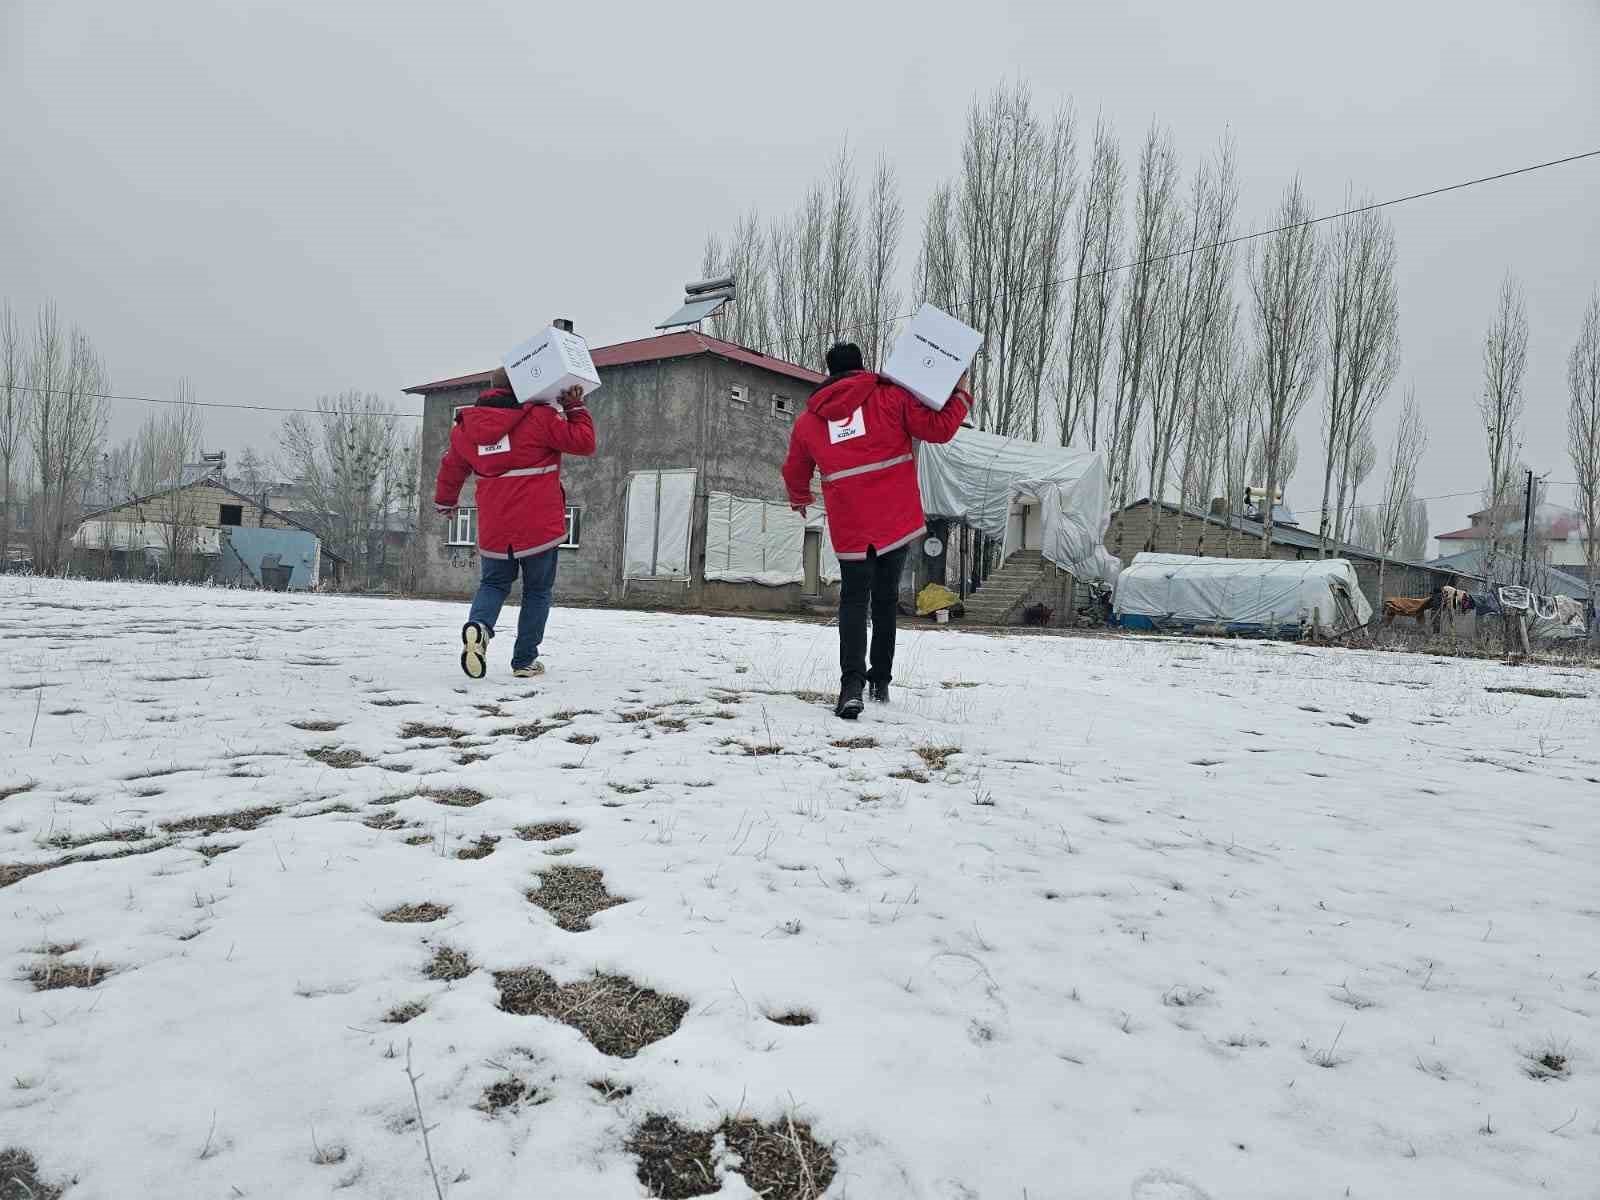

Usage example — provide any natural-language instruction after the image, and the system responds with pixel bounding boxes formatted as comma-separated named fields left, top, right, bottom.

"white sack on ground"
left=918, top=428, right=1117, bottom=583
left=1114, top=553, right=1374, bottom=632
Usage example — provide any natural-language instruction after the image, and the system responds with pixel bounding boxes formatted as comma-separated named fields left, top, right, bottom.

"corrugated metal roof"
left=404, top=332, right=823, bottom=395
left=1427, top=548, right=1590, bottom=599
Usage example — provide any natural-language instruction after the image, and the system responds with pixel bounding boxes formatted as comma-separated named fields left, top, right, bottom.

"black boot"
left=868, top=681, right=890, bottom=704
left=835, top=678, right=865, bottom=720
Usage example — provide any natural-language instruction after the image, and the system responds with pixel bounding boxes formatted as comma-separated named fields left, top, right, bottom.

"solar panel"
left=656, top=294, right=731, bottom=330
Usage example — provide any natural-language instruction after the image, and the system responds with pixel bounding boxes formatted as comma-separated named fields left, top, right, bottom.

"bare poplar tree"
left=1318, top=192, right=1400, bottom=556
left=702, top=210, right=772, bottom=349
left=1568, top=288, right=1600, bottom=593
left=1216, top=311, right=1257, bottom=558
left=1107, top=121, right=1181, bottom=511
left=1181, top=301, right=1244, bottom=515
left=233, top=446, right=274, bottom=502
left=1400, top=498, right=1429, bottom=562
left=915, top=182, right=963, bottom=315
left=857, top=156, right=903, bottom=370
left=1372, top=390, right=1429, bottom=600
left=1334, top=420, right=1377, bottom=544
left=1478, top=272, right=1529, bottom=580
left=27, top=305, right=110, bottom=574
left=1154, top=137, right=1239, bottom=550
left=1248, top=178, right=1324, bottom=553
left=127, top=381, right=207, bottom=575
left=0, top=301, right=28, bottom=569
left=279, top=392, right=399, bottom=589
left=1057, top=118, right=1123, bottom=448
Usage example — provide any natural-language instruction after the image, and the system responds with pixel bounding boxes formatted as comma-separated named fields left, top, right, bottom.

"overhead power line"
left=10, top=384, right=423, bottom=421
left=751, top=146, right=1600, bottom=361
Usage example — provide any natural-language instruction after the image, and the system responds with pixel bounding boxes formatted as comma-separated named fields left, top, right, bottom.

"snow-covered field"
left=2, top=576, right=1598, bottom=1200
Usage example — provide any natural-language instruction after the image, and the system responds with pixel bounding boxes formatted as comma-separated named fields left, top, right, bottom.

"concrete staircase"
left=961, top=550, right=1047, bottom=625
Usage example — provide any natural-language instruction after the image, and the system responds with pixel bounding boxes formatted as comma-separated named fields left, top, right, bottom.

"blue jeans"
left=467, top=548, right=558, bottom=670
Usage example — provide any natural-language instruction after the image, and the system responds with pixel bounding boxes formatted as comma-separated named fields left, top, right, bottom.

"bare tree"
left=1248, top=178, right=1324, bottom=553
left=1215, top=310, right=1257, bottom=558
left=1400, top=497, right=1429, bottom=562
left=1372, top=390, right=1429, bottom=601
left=233, top=446, right=274, bottom=502
left=1155, top=137, right=1239, bottom=550
left=857, top=156, right=903, bottom=370
left=279, top=392, right=398, bottom=589
left=1056, top=118, right=1123, bottom=448
left=126, top=381, right=207, bottom=575
left=1569, top=288, right=1600, bottom=594
left=1318, top=192, right=1400, bottom=556
left=1335, top=419, right=1377, bottom=544
left=1107, top=121, right=1181, bottom=512
left=702, top=210, right=772, bottom=349
left=1478, top=272, right=1530, bottom=580
left=27, top=305, right=110, bottom=574
left=0, top=301, right=28, bottom=569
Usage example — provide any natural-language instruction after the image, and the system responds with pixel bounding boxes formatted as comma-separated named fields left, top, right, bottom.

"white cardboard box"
left=502, top=327, right=602, bottom=404
left=882, top=303, right=982, bottom=411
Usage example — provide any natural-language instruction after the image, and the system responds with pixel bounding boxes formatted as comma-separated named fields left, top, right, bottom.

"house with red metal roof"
left=1434, top=502, right=1592, bottom=576
left=404, top=330, right=840, bottom=608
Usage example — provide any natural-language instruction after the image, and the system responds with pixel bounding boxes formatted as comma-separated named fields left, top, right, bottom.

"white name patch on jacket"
left=477, top=434, right=511, bottom=456
left=827, top=407, right=867, bottom=445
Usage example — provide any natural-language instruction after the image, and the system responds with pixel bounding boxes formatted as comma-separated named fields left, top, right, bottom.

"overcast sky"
left=4, top=1, right=1597, bottom=546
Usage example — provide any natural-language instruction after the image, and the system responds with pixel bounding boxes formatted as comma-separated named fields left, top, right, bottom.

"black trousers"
left=838, top=545, right=908, bottom=687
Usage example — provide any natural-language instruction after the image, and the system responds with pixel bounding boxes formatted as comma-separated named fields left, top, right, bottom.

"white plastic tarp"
left=704, top=493, right=842, bottom=586
left=624, top=469, right=697, bottom=580
left=918, top=428, right=1118, bottom=583
left=1114, top=553, right=1374, bottom=632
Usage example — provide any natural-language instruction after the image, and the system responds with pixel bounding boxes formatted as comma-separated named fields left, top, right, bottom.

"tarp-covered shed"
left=917, top=428, right=1120, bottom=583
left=1114, top=553, right=1374, bottom=636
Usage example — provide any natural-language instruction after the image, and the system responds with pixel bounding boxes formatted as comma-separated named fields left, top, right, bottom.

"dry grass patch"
left=767, top=1010, right=815, bottom=1027
left=290, top=719, right=344, bottom=732
left=0, top=781, right=36, bottom=803
left=161, top=805, right=280, bottom=835
left=655, top=716, right=690, bottom=733
left=423, top=945, right=473, bottom=981
left=369, top=697, right=417, bottom=707
left=0, top=1147, right=67, bottom=1200
left=403, top=833, right=434, bottom=846
left=628, top=1113, right=836, bottom=1200
left=41, top=825, right=148, bottom=851
left=305, top=746, right=373, bottom=770
left=553, top=708, right=599, bottom=721
left=516, top=821, right=580, bottom=842
left=418, top=786, right=488, bottom=808
left=941, top=680, right=981, bottom=690
left=618, top=709, right=662, bottom=724
left=526, top=865, right=626, bottom=931
left=1486, top=685, right=1586, bottom=700
left=494, top=967, right=688, bottom=1057
left=400, top=721, right=467, bottom=740
left=457, top=835, right=499, bottom=860
left=830, top=736, right=878, bottom=750
left=477, top=1077, right=539, bottom=1114
left=590, top=1078, right=634, bottom=1101
left=455, top=751, right=491, bottom=765
left=28, top=959, right=113, bottom=991
left=384, top=999, right=427, bottom=1024
left=567, top=732, right=601, bottom=746
left=381, top=901, right=450, bottom=924
left=912, top=744, right=961, bottom=771
left=363, top=810, right=406, bottom=831
left=888, top=767, right=930, bottom=784
left=193, top=841, right=239, bottom=859
left=495, top=721, right=565, bottom=740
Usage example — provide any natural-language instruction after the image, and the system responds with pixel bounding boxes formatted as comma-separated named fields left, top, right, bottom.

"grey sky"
left=4, top=0, right=1597, bottom=546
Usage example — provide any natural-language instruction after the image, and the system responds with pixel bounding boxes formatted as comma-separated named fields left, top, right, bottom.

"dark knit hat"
left=825, top=342, right=864, bottom=376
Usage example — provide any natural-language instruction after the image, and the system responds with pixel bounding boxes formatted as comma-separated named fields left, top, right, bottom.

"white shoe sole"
left=461, top=624, right=488, bottom=680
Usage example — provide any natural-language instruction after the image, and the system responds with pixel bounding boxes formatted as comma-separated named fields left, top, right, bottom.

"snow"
left=2, top=574, right=1598, bottom=1199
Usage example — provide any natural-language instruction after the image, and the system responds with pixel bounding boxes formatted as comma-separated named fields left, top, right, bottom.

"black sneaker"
left=835, top=680, right=865, bottom=720
left=460, top=621, right=490, bottom=680
left=868, top=681, right=890, bottom=704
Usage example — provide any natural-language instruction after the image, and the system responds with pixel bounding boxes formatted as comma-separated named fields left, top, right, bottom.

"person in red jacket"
left=782, top=342, right=970, bottom=719
left=434, top=367, right=596, bottom=679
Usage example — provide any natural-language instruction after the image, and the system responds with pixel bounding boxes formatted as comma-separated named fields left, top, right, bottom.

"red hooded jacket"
left=782, top=372, right=970, bottom=560
left=433, top=388, right=596, bottom=558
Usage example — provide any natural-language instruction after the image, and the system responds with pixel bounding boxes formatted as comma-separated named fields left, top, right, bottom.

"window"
left=446, top=507, right=477, bottom=546
left=771, top=394, right=794, bottom=419
left=728, top=384, right=749, bottom=406
left=219, top=504, right=243, bottom=527
left=561, top=506, right=581, bottom=549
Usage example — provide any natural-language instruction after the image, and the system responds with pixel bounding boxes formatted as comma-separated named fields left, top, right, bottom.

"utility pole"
left=1517, top=468, right=1535, bottom=586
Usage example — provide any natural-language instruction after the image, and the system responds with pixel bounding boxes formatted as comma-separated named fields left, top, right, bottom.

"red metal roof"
left=1435, top=526, right=1486, bottom=541
left=403, top=331, right=822, bottom=395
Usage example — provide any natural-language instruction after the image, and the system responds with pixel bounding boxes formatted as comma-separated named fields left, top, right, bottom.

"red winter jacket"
left=434, top=388, right=596, bottom=558
left=782, top=372, right=969, bottom=561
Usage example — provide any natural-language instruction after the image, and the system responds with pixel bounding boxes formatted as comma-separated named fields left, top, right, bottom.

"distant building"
left=405, top=331, right=839, bottom=611
left=73, top=477, right=344, bottom=589
left=1435, top=503, right=1593, bottom=580
left=1105, top=497, right=1474, bottom=609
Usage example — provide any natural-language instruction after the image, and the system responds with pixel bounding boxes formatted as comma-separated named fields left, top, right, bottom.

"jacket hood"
left=455, top=391, right=532, bottom=442
left=808, top=371, right=877, bottom=421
